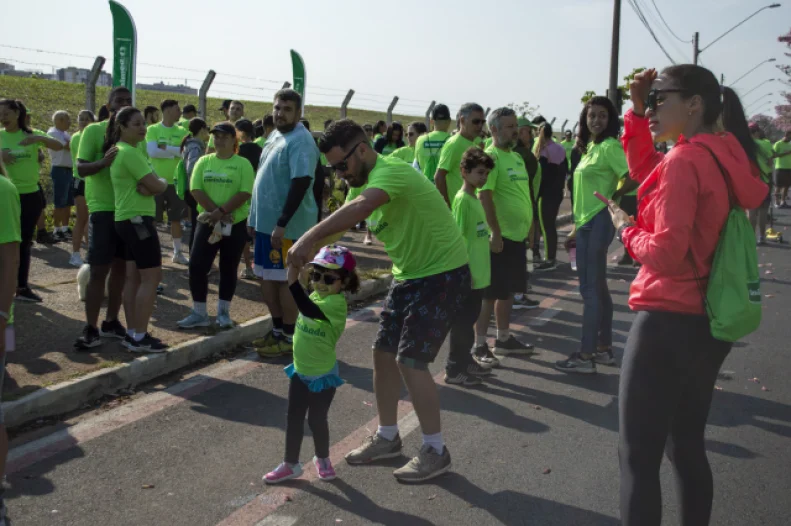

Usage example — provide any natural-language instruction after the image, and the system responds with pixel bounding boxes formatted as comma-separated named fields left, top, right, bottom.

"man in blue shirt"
left=248, top=89, right=319, bottom=357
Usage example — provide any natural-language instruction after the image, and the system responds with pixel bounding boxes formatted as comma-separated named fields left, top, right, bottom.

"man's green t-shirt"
left=177, top=117, right=191, bottom=130
left=70, top=130, right=84, bottom=181
left=484, top=137, right=493, bottom=150
left=78, top=121, right=115, bottom=213
left=365, top=155, right=468, bottom=280
left=438, top=133, right=482, bottom=203
left=145, top=123, right=189, bottom=184
left=0, top=129, right=50, bottom=194
left=755, top=138, right=774, bottom=183
left=190, top=154, right=255, bottom=224
left=481, top=145, right=533, bottom=242
left=560, top=139, right=575, bottom=161
left=773, top=139, right=791, bottom=170
left=414, top=130, right=450, bottom=181
left=292, top=291, right=347, bottom=376
left=389, top=145, right=415, bottom=164
left=452, top=189, right=490, bottom=290
left=0, top=174, right=21, bottom=324
left=572, top=137, right=628, bottom=228
left=110, top=142, right=156, bottom=221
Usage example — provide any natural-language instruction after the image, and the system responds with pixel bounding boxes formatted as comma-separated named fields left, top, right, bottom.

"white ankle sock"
left=475, top=334, right=487, bottom=347
left=173, top=238, right=183, bottom=253
left=422, top=432, right=444, bottom=454
left=376, top=425, right=399, bottom=441
left=127, top=329, right=136, bottom=338
left=194, top=302, right=207, bottom=316
left=497, top=328, right=510, bottom=342
left=133, top=332, right=145, bottom=342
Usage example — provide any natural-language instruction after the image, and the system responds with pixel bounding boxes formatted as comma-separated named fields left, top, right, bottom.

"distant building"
left=135, top=81, right=197, bottom=96
left=56, top=67, right=112, bottom=86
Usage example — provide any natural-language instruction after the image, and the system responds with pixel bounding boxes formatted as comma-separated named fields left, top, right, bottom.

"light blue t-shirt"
left=249, top=123, right=319, bottom=240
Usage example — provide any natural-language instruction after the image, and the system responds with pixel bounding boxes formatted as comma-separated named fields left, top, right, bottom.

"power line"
left=626, top=0, right=677, bottom=64
left=637, top=0, right=690, bottom=62
left=649, top=0, right=692, bottom=43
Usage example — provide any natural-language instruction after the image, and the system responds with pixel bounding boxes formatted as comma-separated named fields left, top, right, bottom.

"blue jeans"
left=576, top=208, right=615, bottom=355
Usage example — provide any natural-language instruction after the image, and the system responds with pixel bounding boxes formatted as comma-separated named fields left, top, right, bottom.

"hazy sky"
left=3, top=0, right=789, bottom=125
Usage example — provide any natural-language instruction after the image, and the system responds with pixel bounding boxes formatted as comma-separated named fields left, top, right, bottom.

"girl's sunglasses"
left=310, top=271, right=341, bottom=285
left=645, top=88, right=688, bottom=112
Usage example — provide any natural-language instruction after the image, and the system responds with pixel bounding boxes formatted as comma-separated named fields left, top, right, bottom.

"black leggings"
left=285, top=375, right=336, bottom=463
left=188, top=220, right=247, bottom=302
left=184, top=191, right=199, bottom=250
left=446, top=288, right=482, bottom=372
left=18, top=190, right=44, bottom=288
left=619, top=310, right=731, bottom=526
left=539, top=191, right=563, bottom=261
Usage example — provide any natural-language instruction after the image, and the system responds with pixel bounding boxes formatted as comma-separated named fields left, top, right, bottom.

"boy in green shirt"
left=772, top=130, right=791, bottom=208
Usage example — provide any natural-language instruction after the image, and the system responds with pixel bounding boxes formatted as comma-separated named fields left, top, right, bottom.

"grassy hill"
left=0, top=75, right=423, bottom=132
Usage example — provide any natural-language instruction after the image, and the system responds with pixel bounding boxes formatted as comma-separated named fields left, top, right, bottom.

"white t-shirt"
left=47, top=127, right=72, bottom=168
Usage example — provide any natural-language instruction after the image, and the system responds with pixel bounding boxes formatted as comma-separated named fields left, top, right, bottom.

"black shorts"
left=484, top=238, right=527, bottom=300
left=155, top=185, right=187, bottom=223
left=115, top=217, right=162, bottom=270
left=87, top=211, right=127, bottom=265
left=73, top=178, right=85, bottom=199
left=774, top=168, right=791, bottom=189
left=374, top=265, right=471, bottom=370
left=620, top=194, right=638, bottom=218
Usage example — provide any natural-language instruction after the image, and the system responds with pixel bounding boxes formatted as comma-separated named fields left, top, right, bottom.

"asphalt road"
left=5, top=212, right=791, bottom=526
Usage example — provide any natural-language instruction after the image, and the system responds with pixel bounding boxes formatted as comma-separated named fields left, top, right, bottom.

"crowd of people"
left=0, top=61, right=778, bottom=525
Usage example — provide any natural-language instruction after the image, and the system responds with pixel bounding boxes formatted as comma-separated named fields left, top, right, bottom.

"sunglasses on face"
left=330, top=141, right=364, bottom=173
left=310, top=271, right=341, bottom=285
left=645, top=88, right=688, bottom=112
left=471, top=119, right=485, bottom=125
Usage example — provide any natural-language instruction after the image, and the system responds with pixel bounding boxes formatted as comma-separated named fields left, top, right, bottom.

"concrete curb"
left=2, top=274, right=394, bottom=429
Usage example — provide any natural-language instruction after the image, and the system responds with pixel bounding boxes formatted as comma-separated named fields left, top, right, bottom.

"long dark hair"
left=103, top=106, right=141, bottom=153
left=384, top=122, right=405, bottom=147
left=576, top=96, right=620, bottom=154
left=180, top=118, right=208, bottom=151
left=662, top=64, right=757, bottom=165
left=374, top=120, right=386, bottom=135
left=0, top=99, right=32, bottom=133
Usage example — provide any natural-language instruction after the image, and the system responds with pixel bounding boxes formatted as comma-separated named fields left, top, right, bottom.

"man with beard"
left=434, top=103, right=485, bottom=207
left=249, top=89, right=319, bottom=358
left=287, top=119, right=470, bottom=483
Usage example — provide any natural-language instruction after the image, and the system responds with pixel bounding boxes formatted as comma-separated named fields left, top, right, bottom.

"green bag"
left=692, top=145, right=762, bottom=342
left=175, top=158, right=188, bottom=200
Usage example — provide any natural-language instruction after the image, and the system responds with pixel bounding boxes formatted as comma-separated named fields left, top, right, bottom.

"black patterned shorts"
left=374, top=265, right=471, bottom=370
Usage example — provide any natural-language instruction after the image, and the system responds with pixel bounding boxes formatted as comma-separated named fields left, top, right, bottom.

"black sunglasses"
left=471, top=118, right=485, bottom=125
left=645, top=88, right=688, bottom=112
left=310, top=271, right=341, bottom=285
left=330, top=141, right=364, bottom=173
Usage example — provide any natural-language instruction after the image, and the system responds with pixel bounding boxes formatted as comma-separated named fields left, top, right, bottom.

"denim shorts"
left=51, top=165, right=74, bottom=208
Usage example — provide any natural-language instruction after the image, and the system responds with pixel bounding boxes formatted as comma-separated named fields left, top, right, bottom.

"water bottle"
left=570, top=247, right=577, bottom=271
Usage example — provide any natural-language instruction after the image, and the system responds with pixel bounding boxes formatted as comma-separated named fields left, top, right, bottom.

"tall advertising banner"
left=109, top=0, right=137, bottom=104
left=290, top=50, right=306, bottom=112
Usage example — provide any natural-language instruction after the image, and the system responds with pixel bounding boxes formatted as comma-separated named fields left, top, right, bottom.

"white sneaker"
left=172, top=251, right=189, bottom=265
left=69, top=252, right=84, bottom=267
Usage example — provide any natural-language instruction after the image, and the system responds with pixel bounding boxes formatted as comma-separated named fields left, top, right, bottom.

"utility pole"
left=693, top=32, right=700, bottom=65
left=721, top=74, right=725, bottom=85
left=608, top=0, right=622, bottom=113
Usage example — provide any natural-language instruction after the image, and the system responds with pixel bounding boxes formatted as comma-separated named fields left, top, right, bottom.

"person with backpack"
left=614, top=66, right=767, bottom=526
left=178, top=118, right=210, bottom=251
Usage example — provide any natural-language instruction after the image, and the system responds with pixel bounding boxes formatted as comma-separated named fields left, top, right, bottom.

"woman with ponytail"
left=0, top=99, right=64, bottom=302
left=180, top=118, right=210, bottom=249
left=614, top=66, right=767, bottom=526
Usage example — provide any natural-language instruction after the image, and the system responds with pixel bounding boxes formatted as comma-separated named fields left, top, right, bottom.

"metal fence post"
left=561, top=119, right=569, bottom=134
left=340, top=89, right=355, bottom=119
left=550, top=117, right=557, bottom=126
left=572, top=122, right=579, bottom=135
left=198, top=70, right=216, bottom=120
left=386, top=96, right=399, bottom=125
left=485, top=107, right=491, bottom=118
left=85, top=56, right=106, bottom=113
left=425, top=101, right=435, bottom=129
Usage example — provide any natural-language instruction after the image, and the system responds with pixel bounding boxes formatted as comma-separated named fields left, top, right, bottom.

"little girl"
left=264, top=245, right=360, bottom=484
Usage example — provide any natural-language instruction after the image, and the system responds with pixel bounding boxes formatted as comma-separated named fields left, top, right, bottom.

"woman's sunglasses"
left=645, top=88, right=688, bottom=112
left=310, top=271, right=341, bottom=285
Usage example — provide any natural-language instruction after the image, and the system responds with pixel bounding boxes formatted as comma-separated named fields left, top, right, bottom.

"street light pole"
left=608, top=0, right=622, bottom=113
left=742, top=79, right=776, bottom=98
left=693, top=3, right=781, bottom=65
left=745, top=93, right=775, bottom=112
left=731, top=59, right=777, bottom=87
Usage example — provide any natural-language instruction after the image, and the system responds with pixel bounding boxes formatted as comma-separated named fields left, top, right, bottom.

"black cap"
left=432, top=104, right=451, bottom=121
left=218, top=99, right=232, bottom=111
left=183, top=104, right=197, bottom=114
left=210, top=122, right=236, bottom=135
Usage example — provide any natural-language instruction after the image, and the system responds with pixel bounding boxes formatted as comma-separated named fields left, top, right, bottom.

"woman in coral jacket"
left=613, top=66, right=768, bottom=526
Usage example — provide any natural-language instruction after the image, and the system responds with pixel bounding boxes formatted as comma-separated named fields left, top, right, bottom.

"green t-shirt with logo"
left=481, top=145, right=533, bottom=242
left=78, top=121, right=115, bottom=213
left=145, top=123, right=189, bottom=184
left=389, top=145, right=415, bottom=164
left=177, top=117, right=191, bottom=130
left=110, top=141, right=156, bottom=221
left=70, top=130, right=84, bottom=181
left=292, top=291, right=347, bottom=376
left=452, top=189, right=490, bottom=290
left=560, top=139, right=575, bottom=161
left=755, top=138, right=773, bottom=183
left=190, top=153, right=255, bottom=224
left=365, top=155, right=468, bottom=280
left=773, top=139, right=791, bottom=170
left=438, top=134, right=482, bottom=202
left=0, top=129, right=50, bottom=194
left=572, top=137, right=628, bottom=228
left=414, top=130, right=450, bottom=181
left=0, top=175, right=21, bottom=324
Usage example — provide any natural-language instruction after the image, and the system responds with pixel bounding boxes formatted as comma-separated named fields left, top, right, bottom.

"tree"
left=581, top=91, right=597, bottom=105
left=751, top=113, right=785, bottom=140
left=507, top=101, right=539, bottom=118
left=581, top=67, right=645, bottom=108
left=775, top=29, right=791, bottom=129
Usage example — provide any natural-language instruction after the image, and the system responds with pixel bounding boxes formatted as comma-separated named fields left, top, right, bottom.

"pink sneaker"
left=263, top=462, right=303, bottom=484
left=313, top=456, right=337, bottom=481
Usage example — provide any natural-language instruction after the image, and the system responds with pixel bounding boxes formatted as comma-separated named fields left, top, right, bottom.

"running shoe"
left=513, top=295, right=540, bottom=310
left=345, top=433, right=403, bottom=465
left=74, top=325, right=102, bottom=350
left=216, top=312, right=234, bottom=329
left=100, top=319, right=127, bottom=339
left=392, top=444, right=451, bottom=483
left=69, top=252, right=84, bottom=267
left=313, top=456, right=337, bottom=481
left=263, top=462, right=303, bottom=484
left=465, top=361, right=494, bottom=376
left=177, top=311, right=211, bottom=329
left=494, top=336, right=535, bottom=356
left=473, top=344, right=500, bottom=368
left=444, top=371, right=483, bottom=387
left=125, top=333, right=169, bottom=353
left=593, top=348, right=616, bottom=365
left=36, top=231, right=57, bottom=245
left=172, top=251, right=189, bottom=265
left=15, top=287, right=42, bottom=303
left=534, top=260, right=558, bottom=272
left=555, top=353, right=596, bottom=374
left=252, top=331, right=282, bottom=348
left=239, top=267, right=256, bottom=280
